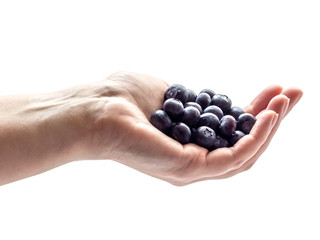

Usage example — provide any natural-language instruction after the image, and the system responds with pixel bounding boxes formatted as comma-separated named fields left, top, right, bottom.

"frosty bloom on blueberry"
left=150, top=84, right=256, bottom=150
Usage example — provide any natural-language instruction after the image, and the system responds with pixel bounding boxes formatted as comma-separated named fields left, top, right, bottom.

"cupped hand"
left=87, top=72, right=302, bottom=186
left=0, top=71, right=301, bottom=186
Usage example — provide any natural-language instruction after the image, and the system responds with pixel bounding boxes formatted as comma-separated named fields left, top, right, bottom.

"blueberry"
left=180, top=106, right=201, bottom=127
left=163, top=98, right=184, bottom=119
left=227, top=106, right=245, bottom=120
left=198, top=113, right=220, bottom=130
left=228, top=130, right=245, bottom=146
left=237, top=113, right=256, bottom=134
left=164, top=84, right=188, bottom=104
left=203, top=105, right=224, bottom=120
left=184, top=102, right=203, bottom=114
left=219, top=115, right=237, bottom=137
left=212, top=135, right=229, bottom=149
left=211, top=94, right=232, bottom=113
left=170, top=122, right=191, bottom=144
left=152, top=83, right=255, bottom=150
left=200, top=89, right=215, bottom=98
left=186, top=89, right=197, bottom=102
left=150, top=110, right=172, bottom=133
left=194, top=126, right=216, bottom=149
left=196, top=93, right=211, bottom=110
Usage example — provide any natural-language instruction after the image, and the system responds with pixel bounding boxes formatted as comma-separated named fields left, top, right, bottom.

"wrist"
left=27, top=80, right=127, bottom=162
left=0, top=77, right=130, bottom=185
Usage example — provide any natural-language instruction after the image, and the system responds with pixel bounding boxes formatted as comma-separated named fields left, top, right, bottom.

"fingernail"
left=271, top=113, right=279, bottom=127
left=281, top=97, right=290, bottom=115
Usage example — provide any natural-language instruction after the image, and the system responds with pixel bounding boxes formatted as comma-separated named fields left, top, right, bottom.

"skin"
left=0, top=71, right=303, bottom=186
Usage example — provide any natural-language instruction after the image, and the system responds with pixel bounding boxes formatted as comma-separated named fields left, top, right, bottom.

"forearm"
left=0, top=93, right=80, bottom=185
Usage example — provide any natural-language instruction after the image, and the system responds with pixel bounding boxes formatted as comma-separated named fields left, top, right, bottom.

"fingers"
left=240, top=88, right=302, bottom=164
left=203, top=109, right=278, bottom=176
left=242, top=88, right=302, bottom=161
left=244, top=85, right=283, bottom=116
left=213, top=95, right=289, bottom=178
left=177, top=87, right=303, bottom=184
left=280, top=87, right=303, bottom=118
left=213, top=88, right=302, bottom=179
left=227, top=109, right=279, bottom=169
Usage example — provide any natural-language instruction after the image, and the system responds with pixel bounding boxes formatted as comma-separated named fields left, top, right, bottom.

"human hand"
left=0, top=71, right=303, bottom=186
left=85, top=72, right=302, bottom=186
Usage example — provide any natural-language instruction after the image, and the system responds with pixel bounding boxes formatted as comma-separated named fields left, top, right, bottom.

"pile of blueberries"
left=150, top=84, right=257, bottom=150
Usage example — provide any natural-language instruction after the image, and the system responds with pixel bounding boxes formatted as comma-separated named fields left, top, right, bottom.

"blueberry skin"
left=196, top=93, right=211, bottom=110
left=186, top=89, right=197, bottom=102
left=150, top=110, right=172, bottom=133
left=211, top=94, right=232, bottom=113
left=228, top=130, right=245, bottom=146
left=170, top=122, right=191, bottom=144
left=163, top=98, right=184, bottom=119
left=184, top=102, right=203, bottom=114
left=212, top=135, right=229, bottom=149
left=200, top=89, right=215, bottom=98
left=203, top=105, right=224, bottom=120
left=198, top=113, right=220, bottom=131
left=180, top=106, right=201, bottom=128
left=227, top=106, right=245, bottom=120
left=237, top=113, right=256, bottom=134
left=219, top=115, right=237, bottom=137
left=164, top=84, right=188, bottom=104
left=194, top=126, right=216, bottom=149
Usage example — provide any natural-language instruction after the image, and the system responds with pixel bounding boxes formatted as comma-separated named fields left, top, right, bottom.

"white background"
left=0, top=0, right=319, bottom=239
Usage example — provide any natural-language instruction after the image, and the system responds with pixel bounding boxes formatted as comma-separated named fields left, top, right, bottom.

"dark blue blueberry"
left=164, top=84, right=188, bottom=103
left=186, top=89, right=197, bottom=102
left=180, top=106, right=200, bottom=128
left=198, top=113, right=220, bottom=130
left=184, top=102, right=203, bottom=114
left=212, top=135, right=229, bottom=149
left=150, top=110, right=172, bottom=133
left=153, top=83, right=255, bottom=150
left=227, top=106, right=245, bottom=120
left=219, top=115, right=237, bottom=137
left=203, top=105, right=224, bottom=120
left=237, top=113, right=256, bottom=134
left=200, top=89, right=215, bottom=98
left=196, top=93, right=211, bottom=110
left=211, top=94, right=232, bottom=113
left=194, top=126, right=216, bottom=149
left=163, top=98, right=184, bottom=119
left=170, top=122, right=191, bottom=144
left=228, top=130, right=245, bottom=146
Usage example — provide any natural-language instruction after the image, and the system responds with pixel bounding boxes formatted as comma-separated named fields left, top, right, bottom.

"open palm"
left=100, top=72, right=302, bottom=186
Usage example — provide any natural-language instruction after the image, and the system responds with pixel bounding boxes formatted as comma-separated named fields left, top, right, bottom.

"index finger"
left=244, top=85, right=283, bottom=115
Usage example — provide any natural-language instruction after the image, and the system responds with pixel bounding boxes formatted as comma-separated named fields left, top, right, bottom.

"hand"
left=86, top=72, right=303, bottom=186
left=0, top=71, right=303, bottom=186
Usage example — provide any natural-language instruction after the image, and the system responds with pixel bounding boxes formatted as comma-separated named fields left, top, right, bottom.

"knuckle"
left=168, top=180, right=189, bottom=187
left=244, top=162, right=255, bottom=172
left=232, top=159, right=245, bottom=170
left=170, top=169, right=194, bottom=183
